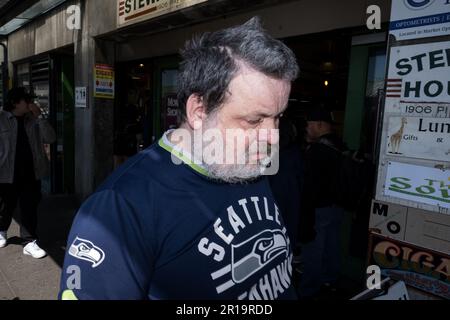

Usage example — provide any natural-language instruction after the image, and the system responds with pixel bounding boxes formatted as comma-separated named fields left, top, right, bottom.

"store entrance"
left=282, top=30, right=352, bottom=148
left=282, top=29, right=387, bottom=290
left=115, top=55, right=180, bottom=168
left=14, top=47, right=75, bottom=195
left=115, top=61, right=153, bottom=168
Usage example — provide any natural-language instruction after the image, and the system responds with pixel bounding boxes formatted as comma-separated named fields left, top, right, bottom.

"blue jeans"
left=298, top=206, right=344, bottom=298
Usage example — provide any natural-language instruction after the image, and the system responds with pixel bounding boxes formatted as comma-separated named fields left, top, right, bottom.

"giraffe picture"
left=388, top=117, right=407, bottom=155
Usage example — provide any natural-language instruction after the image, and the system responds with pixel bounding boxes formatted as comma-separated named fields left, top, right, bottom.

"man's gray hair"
left=178, top=17, right=299, bottom=120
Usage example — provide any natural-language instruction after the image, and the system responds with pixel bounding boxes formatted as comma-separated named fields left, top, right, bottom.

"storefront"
left=2, top=0, right=395, bottom=295
left=11, top=50, right=75, bottom=195
left=114, top=54, right=180, bottom=169
left=105, top=0, right=392, bottom=289
left=108, top=0, right=390, bottom=158
left=12, top=51, right=74, bottom=195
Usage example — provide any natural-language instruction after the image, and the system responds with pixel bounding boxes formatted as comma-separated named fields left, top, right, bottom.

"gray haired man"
left=60, top=17, right=299, bottom=300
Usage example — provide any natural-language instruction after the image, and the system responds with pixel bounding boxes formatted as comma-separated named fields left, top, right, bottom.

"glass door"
left=161, top=69, right=180, bottom=132
left=51, top=54, right=75, bottom=194
left=152, top=55, right=180, bottom=139
left=14, top=54, right=75, bottom=194
left=30, top=59, right=52, bottom=194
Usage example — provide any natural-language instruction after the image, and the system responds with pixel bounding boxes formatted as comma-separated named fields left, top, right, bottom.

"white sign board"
left=384, top=162, right=450, bottom=209
left=351, top=278, right=410, bottom=300
left=390, top=0, right=450, bottom=41
left=386, top=116, right=450, bottom=161
left=118, top=0, right=208, bottom=27
left=385, top=41, right=450, bottom=115
left=369, top=200, right=408, bottom=240
left=75, top=87, right=87, bottom=108
left=405, top=207, right=450, bottom=252
left=369, top=199, right=450, bottom=252
left=373, top=281, right=410, bottom=300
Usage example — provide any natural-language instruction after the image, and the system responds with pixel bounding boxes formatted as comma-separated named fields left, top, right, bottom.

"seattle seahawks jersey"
left=59, top=132, right=297, bottom=300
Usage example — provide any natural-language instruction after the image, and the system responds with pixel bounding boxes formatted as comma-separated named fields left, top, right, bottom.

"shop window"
left=114, top=62, right=153, bottom=168
left=16, top=62, right=30, bottom=90
left=161, top=69, right=180, bottom=132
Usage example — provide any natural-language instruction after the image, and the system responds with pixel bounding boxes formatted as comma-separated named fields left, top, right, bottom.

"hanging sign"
left=385, top=41, right=450, bottom=114
left=118, top=0, right=208, bottom=27
left=390, top=0, right=450, bottom=41
left=384, top=162, right=450, bottom=209
left=368, top=232, right=450, bottom=300
left=386, top=116, right=450, bottom=161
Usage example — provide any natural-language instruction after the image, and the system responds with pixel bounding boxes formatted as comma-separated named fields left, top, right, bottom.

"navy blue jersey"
left=60, top=133, right=296, bottom=300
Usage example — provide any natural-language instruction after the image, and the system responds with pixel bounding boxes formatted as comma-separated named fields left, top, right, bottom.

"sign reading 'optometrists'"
left=390, top=0, right=450, bottom=41
left=118, top=0, right=208, bottom=27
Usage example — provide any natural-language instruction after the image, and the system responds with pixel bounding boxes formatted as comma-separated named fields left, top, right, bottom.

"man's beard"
left=205, top=158, right=271, bottom=184
left=192, top=118, right=275, bottom=184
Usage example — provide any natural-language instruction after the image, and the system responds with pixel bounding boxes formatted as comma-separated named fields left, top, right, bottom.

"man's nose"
left=258, top=119, right=280, bottom=145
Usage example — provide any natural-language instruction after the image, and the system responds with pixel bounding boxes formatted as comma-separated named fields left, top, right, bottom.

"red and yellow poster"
left=94, top=64, right=115, bottom=99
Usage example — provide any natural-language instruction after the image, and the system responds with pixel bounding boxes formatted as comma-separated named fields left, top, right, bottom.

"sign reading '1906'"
left=118, top=0, right=208, bottom=27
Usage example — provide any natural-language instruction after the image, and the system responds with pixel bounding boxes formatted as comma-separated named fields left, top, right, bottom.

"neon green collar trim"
left=61, top=290, right=78, bottom=300
left=158, top=137, right=210, bottom=177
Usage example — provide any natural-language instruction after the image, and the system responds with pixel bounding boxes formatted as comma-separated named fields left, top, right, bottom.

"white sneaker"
left=0, top=232, right=6, bottom=248
left=23, top=241, right=47, bottom=259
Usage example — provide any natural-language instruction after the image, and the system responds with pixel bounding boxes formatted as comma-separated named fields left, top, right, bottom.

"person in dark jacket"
left=0, top=87, right=56, bottom=258
left=298, top=108, right=345, bottom=299
left=269, top=117, right=302, bottom=248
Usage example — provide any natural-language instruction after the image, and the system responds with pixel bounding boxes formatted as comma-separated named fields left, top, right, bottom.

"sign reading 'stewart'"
left=118, top=0, right=208, bottom=27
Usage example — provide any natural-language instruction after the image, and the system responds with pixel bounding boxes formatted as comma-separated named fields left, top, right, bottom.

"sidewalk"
left=0, top=195, right=79, bottom=300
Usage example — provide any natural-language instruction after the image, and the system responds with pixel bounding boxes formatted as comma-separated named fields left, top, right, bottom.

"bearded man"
left=59, top=17, right=299, bottom=300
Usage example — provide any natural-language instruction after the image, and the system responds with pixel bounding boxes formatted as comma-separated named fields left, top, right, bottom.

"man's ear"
left=185, top=94, right=207, bottom=130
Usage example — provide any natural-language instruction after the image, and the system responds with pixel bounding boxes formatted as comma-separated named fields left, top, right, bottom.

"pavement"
left=0, top=195, right=79, bottom=300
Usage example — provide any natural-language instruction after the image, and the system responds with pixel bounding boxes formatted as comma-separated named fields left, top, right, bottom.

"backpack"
left=318, top=139, right=374, bottom=212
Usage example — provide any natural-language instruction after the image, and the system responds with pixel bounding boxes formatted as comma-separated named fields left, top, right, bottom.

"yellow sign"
left=118, top=0, right=208, bottom=27
left=94, top=64, right=114, bottom=99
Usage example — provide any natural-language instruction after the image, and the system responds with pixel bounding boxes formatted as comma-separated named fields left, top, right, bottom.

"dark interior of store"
left=115, top=29, right=353, bottom=157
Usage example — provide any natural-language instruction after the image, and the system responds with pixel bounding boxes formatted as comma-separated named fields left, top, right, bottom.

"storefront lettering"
left=125, top=0, right=162, bottom=14
left=403, top=134, right=418, bottom=141
left=394, top=48, right=450, bottom=99
left=404, top=80, right=450, bottom=98
left=389, top=177, right=450, bottom=200
left=373, top=241, right=450, bottom=283
left=396, top=49, right=450, bottom=75
left=418, top=118, right=450, bottom=133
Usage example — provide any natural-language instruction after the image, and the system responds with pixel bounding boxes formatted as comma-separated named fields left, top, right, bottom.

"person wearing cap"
left=297, top=108, right=345, bottom=299
left=0, top=87, right=56, bottom=258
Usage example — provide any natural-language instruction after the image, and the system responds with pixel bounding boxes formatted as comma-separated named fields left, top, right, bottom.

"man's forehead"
left=244, top=104, right=288, bottom=117
left=226, top=72, right=290, bottom=114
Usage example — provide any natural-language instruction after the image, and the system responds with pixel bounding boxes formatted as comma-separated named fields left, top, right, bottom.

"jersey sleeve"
left=59, top=189, right=155, bottom=300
